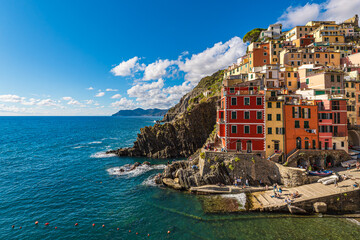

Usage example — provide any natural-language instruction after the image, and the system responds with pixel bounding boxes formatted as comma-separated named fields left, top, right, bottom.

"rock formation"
left=107, top=70, right=223, bottom=158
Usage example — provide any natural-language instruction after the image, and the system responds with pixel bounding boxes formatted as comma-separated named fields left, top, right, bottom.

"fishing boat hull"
left=308, top=170, right=333, bottom=177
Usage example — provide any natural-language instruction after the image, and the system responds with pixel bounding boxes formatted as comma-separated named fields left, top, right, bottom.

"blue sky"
left=0, top=0, right=359, bottom=115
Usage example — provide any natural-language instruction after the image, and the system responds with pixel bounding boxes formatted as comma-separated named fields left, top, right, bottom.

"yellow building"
left=344, top=71, right=360, bottom=125
left=268, top=40, right=284, bottom=64
left=281, top=67, right=299, bottom=93
left=311, top=24, right=345, bottom=43
left=285, top=26, right=315, bottom=41
left=265, top=90, right=285, bottom=161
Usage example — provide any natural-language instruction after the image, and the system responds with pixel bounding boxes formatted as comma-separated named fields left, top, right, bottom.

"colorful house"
left=217, top=86, right=265, bottom=155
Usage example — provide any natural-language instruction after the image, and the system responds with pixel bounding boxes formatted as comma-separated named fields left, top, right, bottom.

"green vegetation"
left=228, top=164, right=234, bottom=171
left=214, top=156, right=219, bottom=162
left=210, top=165, right=216, bottom=170
left=200, top=152, right=205, bottom=159
left=243, top=28, right=266, bottom=43
left=234, top=157, right=241, bottom=162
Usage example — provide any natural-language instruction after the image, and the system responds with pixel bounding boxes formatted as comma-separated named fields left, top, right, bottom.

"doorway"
left=325, top=142, right=329, bottom=150
left=246, top=141, right=252, bottom=153
left=296, top=137, right=302, bottom=149
left=236, top=140, right=242, bottom=152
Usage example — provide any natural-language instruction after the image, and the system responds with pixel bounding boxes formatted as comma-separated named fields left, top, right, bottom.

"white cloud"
left=85, top=100, right=95, bottom=104
left=86, top=87, right=94, bottom=90
left=322, top=0, right=360, bottom=23
left=111, top=97, right=137, bottom=109
left=143, top=59, right=175, bottom=80
left=278, top=0, right=360, bottom=29
left=37, top=99, right=59, bottom=107
left=111, top=94, right=122, bottom=99
left=106, top=88, right=118, bottom=92
left=62, top=96, right=73, bottom=101
left=178, top=36, right=247, bottom=85
left=110, top=56, right=145, bottom=76
left=95, top=92, right=105, bottom=97
left=0, top=94, right=24, bottom=103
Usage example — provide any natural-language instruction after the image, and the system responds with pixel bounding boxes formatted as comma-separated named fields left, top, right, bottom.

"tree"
left=243, top=28, right=266, bottom=43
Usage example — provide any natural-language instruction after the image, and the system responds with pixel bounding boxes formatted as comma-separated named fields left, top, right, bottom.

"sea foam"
left=107, top=164, right=165, bottom=178
left=221, top=193, right=247, bottom=210
left=91, top=151, right=117, bottom=158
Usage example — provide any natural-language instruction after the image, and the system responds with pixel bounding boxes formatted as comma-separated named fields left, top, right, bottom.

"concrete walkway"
left=251, top=167, right=360, bottom=211
left=190, top=185, right=265, bottom=194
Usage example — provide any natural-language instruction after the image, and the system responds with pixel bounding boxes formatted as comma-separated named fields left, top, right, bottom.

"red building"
left=317, top=98, right=348, bottom=150
left=217, top=86, right=265, bottom=154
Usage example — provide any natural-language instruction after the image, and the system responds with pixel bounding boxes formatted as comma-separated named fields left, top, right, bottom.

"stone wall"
left=287, top=150, right=350, bottom=168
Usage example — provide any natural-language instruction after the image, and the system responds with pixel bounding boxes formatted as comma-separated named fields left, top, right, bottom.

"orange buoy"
left=35, top=221, right=39, bottom=225
left=19, top=227, right=22, bottom=229
left=102, top=224, right=105, bottom=228
left=55, top=227, right=57, bottom=229
left=136, top=232, right=138, bottom=235
left=117, top=228, right=119, bottom=231
left=129, top=230, right=131, bottom=233
left=45, top=223, right=49, bottom=226
left=147, top=233, right=150, bottom=237
left=12, top=225, right=15, bottom=228
left=92, top=223, right=95, bottom=227
left=167, top=230, right=171, bottom=234
left=75, top=223, right=78, bottom=226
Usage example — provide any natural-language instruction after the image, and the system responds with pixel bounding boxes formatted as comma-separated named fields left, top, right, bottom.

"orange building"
left=249, top=43, right=270, bottom=72
left=284, top=103, right=319, bottom=155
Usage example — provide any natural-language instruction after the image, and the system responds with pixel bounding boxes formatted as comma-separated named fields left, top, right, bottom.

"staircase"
left=285, top=148, right=300, bottom=164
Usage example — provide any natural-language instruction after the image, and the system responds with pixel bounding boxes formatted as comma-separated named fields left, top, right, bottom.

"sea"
left=1, top=116, right=359, bottom=240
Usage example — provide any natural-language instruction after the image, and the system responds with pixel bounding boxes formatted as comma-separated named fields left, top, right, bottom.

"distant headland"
left=112, top=108, right=168, bottom=117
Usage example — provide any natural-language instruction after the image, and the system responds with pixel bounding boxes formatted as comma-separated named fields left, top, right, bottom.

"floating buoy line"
left=10, top=221, right=172, bottom=237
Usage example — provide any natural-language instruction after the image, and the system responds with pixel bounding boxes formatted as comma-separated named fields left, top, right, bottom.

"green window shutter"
left=299, top=107, right=302, bottom=118
left=308, top=108, right=311, bottom=118
left=302, top=108, right=305, bottom=118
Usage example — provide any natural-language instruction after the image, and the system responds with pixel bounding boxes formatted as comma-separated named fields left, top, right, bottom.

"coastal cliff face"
left=108, top=71, right=223, bottom=158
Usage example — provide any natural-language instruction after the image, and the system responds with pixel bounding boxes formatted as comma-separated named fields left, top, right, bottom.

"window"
left=287, top=72, right=291, bottom=77
left=306, top=78, right=309, bottom=84
left=331, top=54, right=334, bottom=59
left=276, top=102, right=281, bottom=108
left=220, top=112, right=224, bottom=120
left=231, top=97, right=237, bottom=105
left=244, top=125, right=250, bottom=134
left=264, top=52, right=267, bottom=56
left=294, top=73, right=298, bottom=77
left=257, top=126, right=263, bottom=134
left=268, top=127, right=272, bottom=134
left=337, top=75, right=340, bottom=82
left=267, top=102, right=272, bottom=108
left=295, top=120, right=300, bottom=128
left=289, top=81, right=292, bottom=86
left=331, top=75, right=334, bottom=82
left=244, top=97, right=250, bottom=105
left=312, top=140, right=316, bottom=149
left=244, top=111, right=250, bottom=119
left=271, top=91, right=276, bottom=97
left=256, top=97, right=262, bottom=105
left=304, top=121, right=309, bottom=128
left=341, top=142, right=344, bottom=147
left=276, top=114, right=281, bottom=121
left=316, top=54, right=320, bottom=58
left=231, top=111, right=237, bottom=120
left=257, top=111, right=262, bottom=119
left=230, top=88, right=235, bottom=93
left=231, top=125, right=237, bottom=133
left=267, top=114, right=272, bottom=121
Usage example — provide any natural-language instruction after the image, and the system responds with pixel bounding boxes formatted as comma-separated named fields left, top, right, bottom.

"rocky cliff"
left=107, top=70, right=223, bottom=158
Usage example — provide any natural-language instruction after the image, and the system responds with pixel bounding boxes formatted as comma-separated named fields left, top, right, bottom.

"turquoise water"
left=1, top=116, right=359, bottom=240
